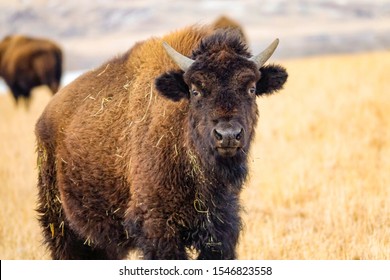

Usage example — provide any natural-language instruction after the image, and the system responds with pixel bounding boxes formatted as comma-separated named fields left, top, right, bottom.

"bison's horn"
left=249, top=38, right=279, bottom=68
left=162, top=42, right=195, bottom=72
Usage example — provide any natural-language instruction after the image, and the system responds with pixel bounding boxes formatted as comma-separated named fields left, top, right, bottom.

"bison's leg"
left=36, top=141, right=64, bottom=258
left=9, top=83, right=31, bottom=109
left=195, top=227, right=239, bottom=260
left=196, top=236, right=238, bottom=260
left=127, top=209, right=188, bottom=259
left=197, top=242, right=237, bottom=260
left=36, top=143, right=89, bottom=259
left=43, top=219, right=114, bottom=259
left=36, top=142, right=122, bottom=259
left=138, top=236, right=188, bottom=260
left=196, top=214, right=241, bottom=260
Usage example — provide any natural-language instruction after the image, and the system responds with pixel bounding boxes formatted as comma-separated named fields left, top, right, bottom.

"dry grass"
left=0, top=88, right=52, bottom=259
left=239, top=51, right=390, bottom=259
left=0, top=51, right=389, bottom=260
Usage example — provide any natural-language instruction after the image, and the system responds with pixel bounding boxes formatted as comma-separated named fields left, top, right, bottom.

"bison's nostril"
left=214, top=129, right=223, bottom=141
left=236, top=129, right=243, bottom=141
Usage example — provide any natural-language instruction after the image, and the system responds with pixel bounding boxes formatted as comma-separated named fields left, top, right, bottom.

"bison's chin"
left=216, top=147, right=240, bottom=157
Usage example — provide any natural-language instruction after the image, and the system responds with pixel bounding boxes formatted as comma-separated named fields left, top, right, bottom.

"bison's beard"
left=189, top=130, right=249, bottom=189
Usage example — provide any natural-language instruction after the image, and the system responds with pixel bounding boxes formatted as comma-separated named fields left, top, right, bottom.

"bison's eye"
left=190, top=86, right=202, bottom=97
left=191, top=89, right=200, bottom=96
left=248, top=87, right=256, bottom=95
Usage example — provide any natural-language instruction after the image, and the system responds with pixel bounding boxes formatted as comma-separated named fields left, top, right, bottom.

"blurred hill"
left=1, top=0, right=389, bottom=71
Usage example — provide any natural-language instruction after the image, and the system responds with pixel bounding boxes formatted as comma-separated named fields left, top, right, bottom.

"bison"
left=35, top=23, right=287, bottom=260
left=0, top=35, right=62, bottom=108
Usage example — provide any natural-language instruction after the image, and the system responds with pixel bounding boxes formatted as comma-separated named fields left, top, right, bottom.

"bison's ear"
left=256, top=64, right=288, bottom=96
left=155, top=70, right=190, bottom=101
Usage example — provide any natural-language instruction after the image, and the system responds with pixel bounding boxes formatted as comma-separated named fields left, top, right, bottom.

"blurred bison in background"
left=0, top=35, right=62, bottom=108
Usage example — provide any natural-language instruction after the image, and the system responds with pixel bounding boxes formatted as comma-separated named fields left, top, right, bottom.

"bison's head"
left=155, top=31, right=287, bottom=174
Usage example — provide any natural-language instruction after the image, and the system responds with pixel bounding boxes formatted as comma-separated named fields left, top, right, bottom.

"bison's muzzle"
left=212, top=121, right=244, bottom=157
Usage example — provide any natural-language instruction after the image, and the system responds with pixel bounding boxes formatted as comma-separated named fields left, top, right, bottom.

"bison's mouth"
left=211, top=122, right=244, bottom=158
left=216, top=146, right=240, bottom=157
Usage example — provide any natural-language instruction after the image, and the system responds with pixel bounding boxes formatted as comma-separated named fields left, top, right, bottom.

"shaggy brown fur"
left=35, top=23, right=287, bottom=259
left=0, top=35, right=62, bottom=108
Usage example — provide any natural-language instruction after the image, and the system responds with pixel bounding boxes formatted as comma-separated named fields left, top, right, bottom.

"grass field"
left=0, top=51, right=389, bottom=259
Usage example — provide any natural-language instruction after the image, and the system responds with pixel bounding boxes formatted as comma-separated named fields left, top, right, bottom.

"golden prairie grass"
left=0, top=51, right=389, bottom=259
left=239, top=51, right=390, bottom=259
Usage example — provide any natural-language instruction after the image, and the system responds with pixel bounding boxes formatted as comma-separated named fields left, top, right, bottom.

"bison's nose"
left=212, top=123, right=244, bottom=157
left=213, top=127, right=243, bottom=144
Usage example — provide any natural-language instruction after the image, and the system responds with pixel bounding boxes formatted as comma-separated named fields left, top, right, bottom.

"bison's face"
left=182, top=56, right=260, bottom=160
left=155, top=35, right=287, bottom=165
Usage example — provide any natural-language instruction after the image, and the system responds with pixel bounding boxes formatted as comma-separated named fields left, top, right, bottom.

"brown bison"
left=0, top=35, right=62, bottom=107
left=35, top=23, right=287, bottom=259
